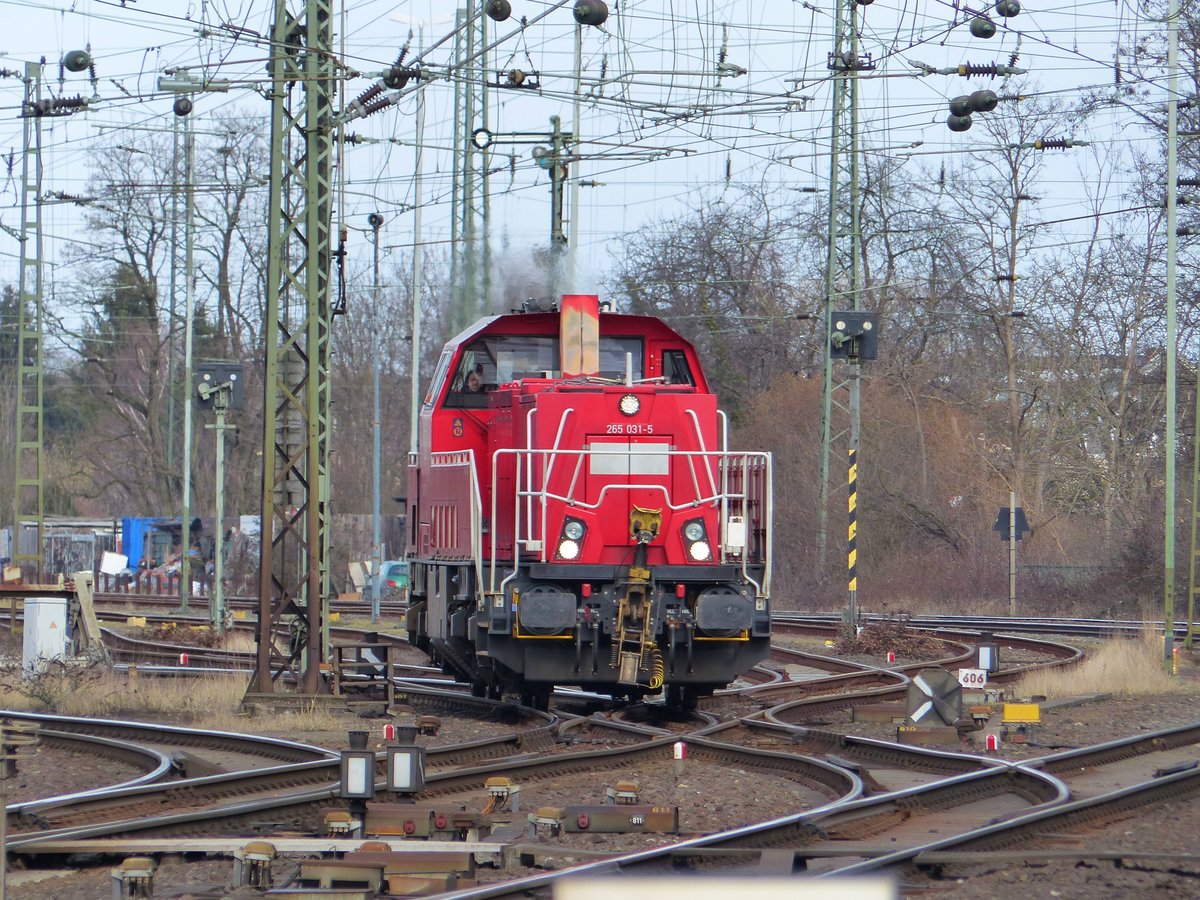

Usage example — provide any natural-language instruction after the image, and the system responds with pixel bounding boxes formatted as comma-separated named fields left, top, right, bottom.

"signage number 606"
left=957, top=668, right=988, bottom=688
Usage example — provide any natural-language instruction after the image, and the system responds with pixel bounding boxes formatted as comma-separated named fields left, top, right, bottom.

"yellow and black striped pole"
left=848, top=446, right=858, bottom=628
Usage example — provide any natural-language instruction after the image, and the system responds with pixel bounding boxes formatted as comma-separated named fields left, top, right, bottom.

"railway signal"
left=905, top=667, right=963, bottom=727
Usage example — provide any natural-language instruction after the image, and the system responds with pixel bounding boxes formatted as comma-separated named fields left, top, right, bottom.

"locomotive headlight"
left=563, top=520, right=585, bottom=541
left=682, top=518, right=711, bottom=561
left=558, top=539, right=581, bottom=560
left=618, top=394, right=640, bottom=416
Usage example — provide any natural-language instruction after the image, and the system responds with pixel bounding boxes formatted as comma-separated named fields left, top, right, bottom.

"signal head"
left=995, top=0, right=1020, bottom=16
left=573, top=0, right=609, bottom=26
left=63, top=50, right=91, bottom=73
left=173, top=96, right=193, bottom=117
left=367, top=212, right=384, bottom=229
left=947, top=113, right=973, bottom=132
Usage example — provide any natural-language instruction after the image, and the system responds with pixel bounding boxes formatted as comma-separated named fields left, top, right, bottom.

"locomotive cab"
left=406, top=295, right=772, bottom=708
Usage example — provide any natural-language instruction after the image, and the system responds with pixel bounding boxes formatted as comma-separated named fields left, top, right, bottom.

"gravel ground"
left=903, top=781, right=1200, bottom=898
left=4, top=746, right=146, bottom=804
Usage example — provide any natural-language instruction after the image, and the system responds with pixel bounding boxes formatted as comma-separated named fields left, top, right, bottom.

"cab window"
left=599, top=336, right=643, bottom=381
left=424, top=348, right=453, bottom=408
left=445, top=340, right=499, bottom=408
left=662, top=349, right=695, bottom=386
left=495, top=336, right=559, bottom=381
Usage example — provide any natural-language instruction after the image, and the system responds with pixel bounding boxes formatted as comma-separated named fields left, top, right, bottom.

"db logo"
left=452, top=417, right=464, bottom=437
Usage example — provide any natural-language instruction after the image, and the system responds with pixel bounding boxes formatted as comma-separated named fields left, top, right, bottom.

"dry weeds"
left=0, top=667, right=345, bottom=732
left=1015, top=633, right=1198, bottom=699
left=836, top=621, right=948, bottom=658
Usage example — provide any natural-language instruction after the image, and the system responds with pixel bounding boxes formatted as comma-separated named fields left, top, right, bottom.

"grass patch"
left=1014, top=633, right=1195, bottom=699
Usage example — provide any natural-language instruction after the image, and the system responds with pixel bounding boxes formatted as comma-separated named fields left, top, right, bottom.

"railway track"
left=405, top=717, right=1200, bottom=899
left=12, top=596, right=1191, bottom=896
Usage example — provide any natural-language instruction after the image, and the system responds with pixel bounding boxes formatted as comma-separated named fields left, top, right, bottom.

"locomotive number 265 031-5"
left=606, top=423, right=654, bottom=434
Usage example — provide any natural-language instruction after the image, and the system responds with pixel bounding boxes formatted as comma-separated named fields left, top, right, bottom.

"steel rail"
left=401, top=760, right=1067, bottom=900
left=8, top=728, right=174, bottom=817
left=8, top=724, right=861, bottom=849
left=0, top=710, right=337, bottom=765
left=826, top=752, right=1200, bottom=877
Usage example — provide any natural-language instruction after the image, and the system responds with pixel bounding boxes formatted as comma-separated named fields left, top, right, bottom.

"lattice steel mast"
left=250, top=0, right=336, bottom=696
left=450, top=2, right=492, bottom=331
left=816, top=0, right=870, bottom=611
left=11, top=62, right=45, bottom=582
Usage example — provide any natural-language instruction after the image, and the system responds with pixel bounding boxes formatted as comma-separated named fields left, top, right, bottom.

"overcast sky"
left=0, top=0, right=1163, bottom=314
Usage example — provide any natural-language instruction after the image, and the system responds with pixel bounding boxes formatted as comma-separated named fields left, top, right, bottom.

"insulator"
left=383, top=65, right=412, bottom=89
left=1178, top=226, right=1195, bottom=236
left=63, top=49, right=91, bottom=73
left=362, top=98, right=390, bottom=117
left=855, top=0, right=875, bottom=5
left=948, top=95, right=973, bottom=117
left=1179, top=178, right=1200, bottom=187
left=995, top=0, right=1020, bottom=17
left=574, top=0, right=609, bottom=26
left=53, top=95, right=87, bottom=110
left=969, top=89, right=999, bottom=112
left=994, top=274, right=1018, bottom=282
left=1031, top=138, right=1073, bottom=151
left=485, top=0, right=512, bottom=21
left=956, top=62, right=1001, bottom=77
left=970, top=17, right=997, bottom=38
left=351, top=84, right=383, bottom=108
left=947, top=113, right=973, bottom=132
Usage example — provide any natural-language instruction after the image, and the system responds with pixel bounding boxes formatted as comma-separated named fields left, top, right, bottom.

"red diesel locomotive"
left=405, top=294, right=772, bottom=708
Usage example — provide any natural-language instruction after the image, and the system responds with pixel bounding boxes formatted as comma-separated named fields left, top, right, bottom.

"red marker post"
left=384, top=723, right=396, bottom=742
left=886, top=651, right=895, bottom=664
left=985, top=733, right=1000, bottom=752
left=673, top=740, right=686, bottom=777
left=179, top=652, right=189, bottom=666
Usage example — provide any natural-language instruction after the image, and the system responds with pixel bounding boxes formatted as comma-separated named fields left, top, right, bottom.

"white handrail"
left=488, top=445, right=772, bottom=596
